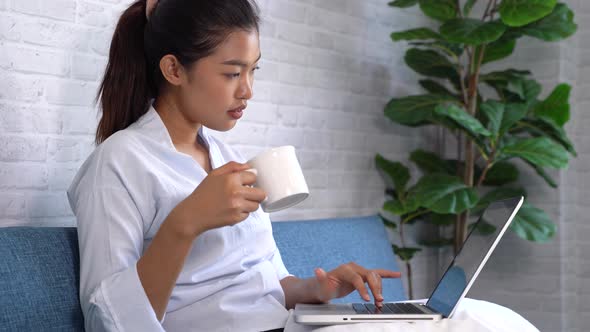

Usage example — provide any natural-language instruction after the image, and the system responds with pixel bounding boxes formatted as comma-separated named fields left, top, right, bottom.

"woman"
left=67, top=0, right=401, bottom=331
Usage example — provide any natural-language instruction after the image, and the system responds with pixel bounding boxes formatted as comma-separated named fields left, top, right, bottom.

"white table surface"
left=284, top=298, right=539, bottom=332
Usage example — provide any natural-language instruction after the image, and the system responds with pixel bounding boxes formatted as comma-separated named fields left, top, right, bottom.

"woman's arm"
left=279, top=276, right=323, bottom=310
left=136, top=209, right=199, bottom=321
left=137, top=161, right=265, bottom=321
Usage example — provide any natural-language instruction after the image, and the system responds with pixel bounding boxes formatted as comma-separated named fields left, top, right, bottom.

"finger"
left=238, top=169, right=258, bottom=186
left=314, top=268, right=336, bottom=302
left=366, top=271, right=383, bottom=306
left=314, top=268, right=328, bottom=283
left=348, top=274, right=370, bottom=302
left=242, top=187, right=267, bottom=203
left=213, top=161, right=250, bottom=176
left=241, top=199, right=260, bottom=213
left=374, top=269, right=402, bottom=279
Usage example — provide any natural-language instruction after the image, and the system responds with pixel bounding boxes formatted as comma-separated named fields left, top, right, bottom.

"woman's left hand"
left=313, top=263, right=402, bottom=307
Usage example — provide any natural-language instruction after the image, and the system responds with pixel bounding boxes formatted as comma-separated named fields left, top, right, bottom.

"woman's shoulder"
left=68, top=130, right=147, bottom=193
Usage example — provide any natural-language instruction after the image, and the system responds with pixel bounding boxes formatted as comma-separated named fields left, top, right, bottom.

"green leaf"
left=409, top=41, right=464, bottom=58
left=379, top=214, right=398, bottom=230
left=404, top=48, right=459, bottom=80
left=419, top=80, right=455, bottom=96
left=392, top=245, right=421, bottom=261
left=375, top=154, right=411, bottom=193
left=435, top=103, right=491, bottom=137
left=533, top=83, right=571, bottom=126
left=480, top=69, right=531, bottom=83
left=409, top=149, right=455, bottom=174
left=409, top=174, right=478, bottom=214
left=463, top=0, right=477, bottom=16
left=479, top=101, right=528, bottom=139
left=392, top=28, right=441, bottom=41
left=506, top=79, right=526, bottom=99
left=479, top=100, right=504, bottom=137
left=521, top=3, right=577, bottom=41
left=499, top=0, right=557, bottom=27
left=468, top=220, right=497, bottom=236
left=383, top=198, right=411, bottom=215
left=501, top=137, right=569, bottom=169
left=385, top=94, right=457, bottom=127
left=521, top=79, right=542, bottom=105
left=388, top=0, right=418, bottom=8
left=418, top=0, right=457, bottom=22
left=481, top=38, right=516, bottom=64
left=474, top=187, right=527, bottom=213
left=510, top=202, right=556, bottom=242
left=520, top=117, right=576, bottom=156
left=500, top=103, right=528, bottom=135
left=440, top=19, right=506, bottom=45
left=523, top=160, right=558, bottom=188
left=483, top=161, right=519, bottom=186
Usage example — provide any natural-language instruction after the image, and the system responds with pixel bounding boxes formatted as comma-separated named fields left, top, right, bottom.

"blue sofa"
left=0, top=215, right=405, bottom=331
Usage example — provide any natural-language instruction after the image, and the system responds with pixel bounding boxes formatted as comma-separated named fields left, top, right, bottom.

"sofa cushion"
left=272, top=215, right=406, bottom=303
left=0, top=227, right=84, bottom=331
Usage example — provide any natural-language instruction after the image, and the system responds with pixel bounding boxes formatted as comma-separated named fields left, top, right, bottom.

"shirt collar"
left=131, top=104, right=210, bottom=152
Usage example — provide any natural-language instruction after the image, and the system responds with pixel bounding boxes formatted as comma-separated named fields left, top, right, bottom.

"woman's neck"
left=153, top=97, right=201, bottom=148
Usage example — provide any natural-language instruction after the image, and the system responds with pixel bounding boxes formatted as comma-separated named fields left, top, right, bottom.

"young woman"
left=67, top=0, right=401, bottom=331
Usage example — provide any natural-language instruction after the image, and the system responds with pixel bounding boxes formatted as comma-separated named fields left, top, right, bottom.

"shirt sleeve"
left=69, top=186, right=165, bottom=332
left=269, top=246, right=293, bottom=280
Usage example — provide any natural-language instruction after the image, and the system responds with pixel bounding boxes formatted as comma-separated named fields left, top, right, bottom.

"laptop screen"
left=425, top=197, right=522, bottom=318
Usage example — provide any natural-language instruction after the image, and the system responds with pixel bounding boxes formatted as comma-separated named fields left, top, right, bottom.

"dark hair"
left=95, top=0, right=260, bottom=144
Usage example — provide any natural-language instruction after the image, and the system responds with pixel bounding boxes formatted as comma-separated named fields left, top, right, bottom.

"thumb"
left=314, top=267, right=328, bottom=283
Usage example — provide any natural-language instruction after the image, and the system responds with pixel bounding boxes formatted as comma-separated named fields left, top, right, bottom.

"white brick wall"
left=1, top=1, right=587, bottom=331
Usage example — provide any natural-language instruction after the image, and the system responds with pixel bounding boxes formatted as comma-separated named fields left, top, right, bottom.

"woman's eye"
left=225, top=66, right=259, bottom=79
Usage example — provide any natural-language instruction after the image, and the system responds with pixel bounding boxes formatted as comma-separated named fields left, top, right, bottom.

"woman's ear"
left=159, top=54, right=186, bottom=86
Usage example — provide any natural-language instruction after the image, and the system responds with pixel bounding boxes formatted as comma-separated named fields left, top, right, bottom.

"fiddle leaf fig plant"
left=377, top=0, right=576, bottom=299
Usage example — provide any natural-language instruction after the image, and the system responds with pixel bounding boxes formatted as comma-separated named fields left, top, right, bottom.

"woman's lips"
left=228, top=106, right=245, bottom=120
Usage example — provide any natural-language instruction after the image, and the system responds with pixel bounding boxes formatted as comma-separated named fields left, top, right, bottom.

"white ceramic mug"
left=245, top=145, right=309, bottom=212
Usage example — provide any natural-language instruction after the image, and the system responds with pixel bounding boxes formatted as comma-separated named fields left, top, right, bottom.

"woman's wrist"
left=164, top=201, right=206, bottom=242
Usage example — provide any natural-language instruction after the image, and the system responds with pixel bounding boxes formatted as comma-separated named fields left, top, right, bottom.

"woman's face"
left=177, top=29, right=260, bottom=131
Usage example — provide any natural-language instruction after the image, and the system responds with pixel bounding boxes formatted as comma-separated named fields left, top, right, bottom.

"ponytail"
left=95, top=0, right=152, bottom=145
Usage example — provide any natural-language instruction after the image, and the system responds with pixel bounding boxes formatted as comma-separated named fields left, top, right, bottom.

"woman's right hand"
left=171, top=161, right=267, bottom=239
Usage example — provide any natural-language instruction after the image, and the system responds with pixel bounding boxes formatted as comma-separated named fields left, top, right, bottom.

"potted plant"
left=376, top=0, right=577, bottom=299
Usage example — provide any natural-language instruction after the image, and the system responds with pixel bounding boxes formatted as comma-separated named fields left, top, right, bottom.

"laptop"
left=294, top=196, right=524, bottom=325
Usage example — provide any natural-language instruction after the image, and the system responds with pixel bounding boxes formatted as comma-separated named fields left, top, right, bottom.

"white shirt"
left=67, top=106, right=291, bottom=332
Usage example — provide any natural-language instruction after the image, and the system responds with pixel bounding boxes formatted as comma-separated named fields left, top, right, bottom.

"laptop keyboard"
left=352, top=302, right=426, bottom=314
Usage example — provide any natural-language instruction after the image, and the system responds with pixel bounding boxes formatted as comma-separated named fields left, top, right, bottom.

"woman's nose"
left=237, top=77, right=253, bottom=100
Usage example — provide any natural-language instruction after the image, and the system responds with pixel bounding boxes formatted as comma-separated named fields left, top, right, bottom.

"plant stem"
left=406, top=261, right=413, bottom=299
left=457, top=57, right=469, bottom=106
left=482, top=0, right=494, bottom=20
left=399, top=215, right=411, bottom=299
left=456, top=5, right=491, bottom=253
left=476, top=148, right=496, bottom=187
left=401, top=210, right=429, bottom=224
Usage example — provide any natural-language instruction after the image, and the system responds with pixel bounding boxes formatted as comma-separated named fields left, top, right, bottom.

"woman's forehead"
left=211, top=30, right=260, bottom=65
